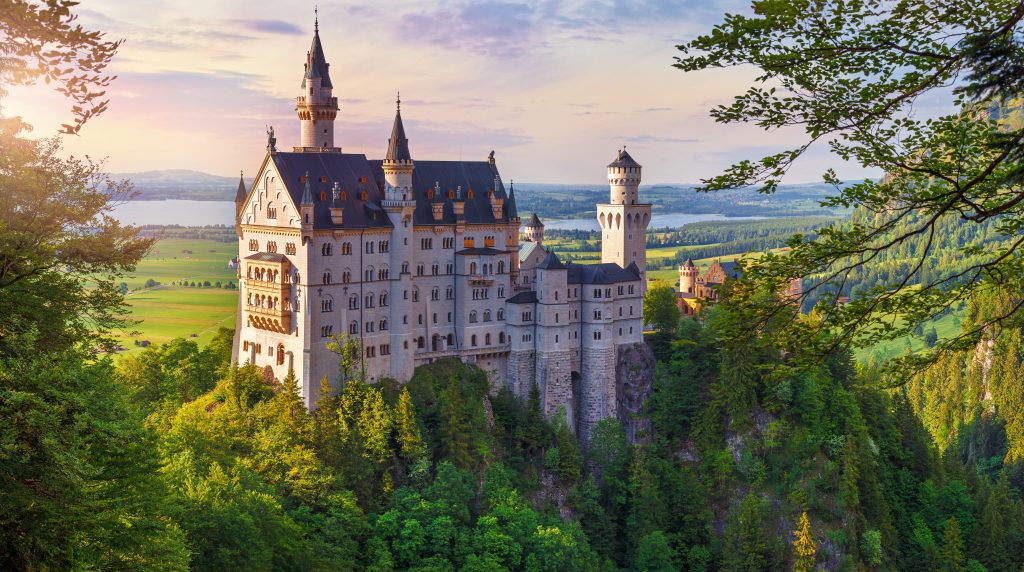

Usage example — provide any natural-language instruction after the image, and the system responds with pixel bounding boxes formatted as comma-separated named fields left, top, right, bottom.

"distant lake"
left=112, top=200, right=769, bottom=229
left=113, top=200, right=236, bottom=226
left=540, top=213, right=768, bottom=232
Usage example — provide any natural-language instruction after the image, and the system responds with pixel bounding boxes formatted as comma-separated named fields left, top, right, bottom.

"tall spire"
left=505, top=179, right=518, bottom=220
left=235, top=170, right=246, bottom=204
left=385, top=93, right=412, bottom=162
left=302, top=12, right=332, bottom=89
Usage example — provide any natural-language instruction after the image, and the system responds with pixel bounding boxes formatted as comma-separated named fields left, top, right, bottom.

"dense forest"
left=801, top=210, right=1010, bottom=309
left=8, top=282, right=1024, bottom=571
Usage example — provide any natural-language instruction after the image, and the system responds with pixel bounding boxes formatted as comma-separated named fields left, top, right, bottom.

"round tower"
left=679, top=258, right=699, bottom=294
left=295, top=15, right=339, bottom=150
left=524, top=213, right=544, bottom=244
left=607, top=147, right=642, bottom=205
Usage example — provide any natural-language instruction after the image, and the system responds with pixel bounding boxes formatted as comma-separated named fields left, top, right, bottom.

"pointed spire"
left=301, top=171, right=313, bottom=205
left=385, top=94, right=412, bottom=162
left=303, top=13, right=332, bottom=89
left=235, top=170, right=246, bottom=203
left=505, top=179, right=519, bottom=220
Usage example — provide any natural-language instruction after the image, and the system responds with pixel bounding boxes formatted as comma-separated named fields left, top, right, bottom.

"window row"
left=468, top=309, right=504, bottom=323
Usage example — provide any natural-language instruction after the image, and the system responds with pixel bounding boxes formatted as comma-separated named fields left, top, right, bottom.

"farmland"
left=115, top=237, right=239, bottom=352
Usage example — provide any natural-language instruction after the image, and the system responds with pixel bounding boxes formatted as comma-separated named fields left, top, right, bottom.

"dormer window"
left=320, top=190, right=327, bottom=201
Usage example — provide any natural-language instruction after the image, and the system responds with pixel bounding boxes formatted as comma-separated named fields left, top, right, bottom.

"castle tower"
left=295, top=16, right=339, bottom=150
left=523, top=213, right=544, bottom=245
left=381, top=95, right=417, bottom=381
left=679, top=258, right=698, bottom=294
left=596, top=148, right=651, bottom=288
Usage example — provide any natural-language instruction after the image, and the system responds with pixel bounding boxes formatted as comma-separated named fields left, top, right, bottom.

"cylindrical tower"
left=679, top=258, right=699, bottom=294
left=295, top=19, right=339, bottom=150
left=523, top=213, right=544, bottom=244
left=607, top=148, right=642, bottom=205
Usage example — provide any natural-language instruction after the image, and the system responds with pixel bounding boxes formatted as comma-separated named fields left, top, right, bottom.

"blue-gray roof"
left=567, top=262, right=640, bottom=284
left=385, top=109, right=411, bottom=162
left=269, top=152, right=514, bottom=229
left=303, top=29, right=332, bottom=88
left=507, top=291, right=537, bottom=304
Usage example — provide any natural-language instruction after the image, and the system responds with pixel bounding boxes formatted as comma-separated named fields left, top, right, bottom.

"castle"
left=231, top=22, right=651, bottom=439
left=676, top=258, right=743, bottom=316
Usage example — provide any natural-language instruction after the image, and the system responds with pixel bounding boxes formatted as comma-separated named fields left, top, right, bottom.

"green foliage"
left=642, top=284, right=680, bottom=334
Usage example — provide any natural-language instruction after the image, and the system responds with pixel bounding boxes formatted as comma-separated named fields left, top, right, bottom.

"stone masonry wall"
left=537, top=349, right=574, bottom=422
left=507, top=349, right=536, bottom=398
left=580, top=345, right=617, bottom=442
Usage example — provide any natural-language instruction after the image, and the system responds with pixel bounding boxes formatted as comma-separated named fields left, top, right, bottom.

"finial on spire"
left=396, top=92, right=401, bottom=111
left=314, top=5, right=319, bottom=32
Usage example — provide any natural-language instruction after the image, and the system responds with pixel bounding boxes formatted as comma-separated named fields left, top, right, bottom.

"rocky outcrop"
left=615, top=341, right=656, bottom=444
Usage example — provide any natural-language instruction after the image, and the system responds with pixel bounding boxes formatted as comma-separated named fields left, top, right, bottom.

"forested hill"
left=802, top=209, right=1011, bottom=309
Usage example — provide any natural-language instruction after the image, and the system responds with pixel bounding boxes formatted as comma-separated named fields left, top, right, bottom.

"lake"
left=112, top=200, right=767, bottom=229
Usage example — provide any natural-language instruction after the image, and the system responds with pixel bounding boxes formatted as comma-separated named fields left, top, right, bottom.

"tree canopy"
left=677, top=0, right=1024, bottom=375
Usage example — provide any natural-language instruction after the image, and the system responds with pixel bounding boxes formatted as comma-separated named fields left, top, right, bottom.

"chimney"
left=329, top=182, right=343, bottom=225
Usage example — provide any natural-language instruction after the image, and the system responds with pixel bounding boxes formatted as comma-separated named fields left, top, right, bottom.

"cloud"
left=400, top=1, right=541, bottom=58
left=619, top=134, right=699, bottom=144
left=234, top=19, right=304, bottom=35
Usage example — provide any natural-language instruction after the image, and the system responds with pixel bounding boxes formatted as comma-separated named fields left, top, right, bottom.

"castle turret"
left=679, top=257, right=698, bottom=294
left=382, top=94, right=414, bottom=202
left=596, top=148, right=652, bottom=290
left=381, top=94, right=417, bottom=382
left=295, top=15, right=339, bottom=151
left=524, top=212, right=544, bottom=245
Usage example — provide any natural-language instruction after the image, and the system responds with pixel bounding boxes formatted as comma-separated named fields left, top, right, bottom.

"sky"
left=5, top=0, right=883, bottom=184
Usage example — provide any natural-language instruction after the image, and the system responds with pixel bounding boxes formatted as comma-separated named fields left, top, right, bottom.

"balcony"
left=468, top=274, right=494, bottom=285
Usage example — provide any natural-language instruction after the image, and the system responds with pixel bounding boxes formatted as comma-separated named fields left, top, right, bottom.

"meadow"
left=116, top=237, right=239, bottom=352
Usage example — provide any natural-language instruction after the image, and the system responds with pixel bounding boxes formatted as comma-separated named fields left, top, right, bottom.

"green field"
left=116, top=238, right=239, bottom=352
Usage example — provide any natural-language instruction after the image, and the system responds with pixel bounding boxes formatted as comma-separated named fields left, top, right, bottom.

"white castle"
left=232, top=23, right=652, bottom=439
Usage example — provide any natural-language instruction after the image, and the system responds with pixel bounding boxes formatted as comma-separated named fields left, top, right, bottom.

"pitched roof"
left=519, top=240, right=544, bottom=262
left=507, top=291, right=538, bottom=304
left=607, top=148, right=640, bottom=168
left=567, top=262, right=641, bottom=284
left=368, top=159, right=513, bottom=226
left=537, top=251, right=566, bottom=270
left=385, top=107, right=412, bottom=162
left=681, top=257, right=695, bottom=268
left=303, top=27, right=332, bottom=89
left=524, top=212, right=543, bottom=228
left=267, top=152, right=515, bottom=229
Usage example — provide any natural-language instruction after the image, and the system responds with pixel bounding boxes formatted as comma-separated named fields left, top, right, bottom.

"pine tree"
left=940, top=517, right=965, bottom=572
left=792, top=512, right=816, bottom=572
left=395, top=388, right=425, bottom=463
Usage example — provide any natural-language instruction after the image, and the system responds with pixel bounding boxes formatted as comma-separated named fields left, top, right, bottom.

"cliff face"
left=615, top=341, right=656, bottom=444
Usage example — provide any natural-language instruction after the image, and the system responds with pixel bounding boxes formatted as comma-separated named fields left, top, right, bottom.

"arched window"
left=447, top=334, right=454, bottom=346
left=471, top=334, right=478, bottom=346
left=417, top=336, right=425, bottom=349
left=497, top=261, right=505, bottom=274
left=349, top=321, right=358, bottom=334
left=499, top=332, right=506, bottom=344
left=322, top=271, right=332, bottom=284
left=364, top=293, right=374, bottom=308
left=469, top=311, right=478, bottom=323
left=348, top=294, right=359, bottom=310
left=341, top=242, right=352, bottom=255
left=321, top=298, right=333, bottom=312
left=379, top=293, right=388, bottom=307
left=380, top=319, right=388, bottom=331
left=342, top=270, right=351, bottom=283
left=277, top=344, right=285, bottom=365
left=267, top=204, right=277, bottom=219
left=401, top=262, right=409, bottom=274
left=322, top=243, right=332, bottom=256
left=485, top=333, right=491, bottom=345
left=431, top=288, right=440, bottom=301
left=497, top=308, right=504, bottom=320
left=469, top=262, right=477, bottom=274
left=483, top=310, right=491, bottom=322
